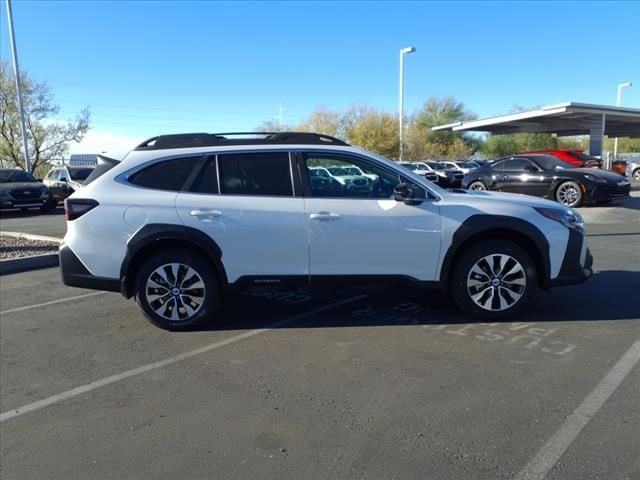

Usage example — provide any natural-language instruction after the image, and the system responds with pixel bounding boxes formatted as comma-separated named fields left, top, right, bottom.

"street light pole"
left=5, top=0, right=31, bottom=172
left=613, top=82, right=632, bottom=160
left=398, top=46, right=415, bottom=162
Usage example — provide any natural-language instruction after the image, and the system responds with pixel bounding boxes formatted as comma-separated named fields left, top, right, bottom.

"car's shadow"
left=194, top=269, right=640, bottom=332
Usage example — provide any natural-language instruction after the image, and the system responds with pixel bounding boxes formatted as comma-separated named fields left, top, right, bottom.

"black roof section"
left=134, top=132, right=350, bottom=150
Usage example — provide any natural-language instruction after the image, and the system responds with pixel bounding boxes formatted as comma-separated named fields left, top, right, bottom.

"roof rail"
left=134, top=132, right=349, bottom=150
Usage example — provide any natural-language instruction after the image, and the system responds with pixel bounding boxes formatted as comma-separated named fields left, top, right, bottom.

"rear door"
left=495, top=158, right=550, bottom=196
left=175, top=151, right=309, bottom=283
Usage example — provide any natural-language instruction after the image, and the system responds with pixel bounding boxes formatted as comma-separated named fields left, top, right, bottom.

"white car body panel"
left=304, top=197, right=442, bottom=280
left=175, top=193, right=309, bottom=282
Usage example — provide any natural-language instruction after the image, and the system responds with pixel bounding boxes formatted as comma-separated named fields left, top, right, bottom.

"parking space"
left=0, top=206, right=67, bottom=238
left=1, top=208, right=638, bottom=479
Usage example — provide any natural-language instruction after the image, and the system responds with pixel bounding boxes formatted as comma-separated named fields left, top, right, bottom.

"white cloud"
left=67, top=130, right=145, bottom=158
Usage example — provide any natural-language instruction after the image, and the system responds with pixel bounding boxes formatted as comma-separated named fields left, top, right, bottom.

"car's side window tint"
left=492, top=161, right=507, bottom=171
left=129, top=156, right=202, bottom=191
left=189, top=157, right=219, bottom=194
left=506, top=158, right=536, bottom=171
left=303, top=153, right=400, bottom=199
left=400, top=177, right=428, bottom=199
left=218, top=152, right=292, bottom=196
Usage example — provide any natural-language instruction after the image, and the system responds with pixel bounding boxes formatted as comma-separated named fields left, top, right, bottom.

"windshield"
left=344, top=166, right=363, bottom=175
left=69, top=168, right=93, bottom=180
left=533, top=155, right=575, bottom=170
left=0, top=170, right=38, bottom=183
left=401, top=163, right=418, bottom=170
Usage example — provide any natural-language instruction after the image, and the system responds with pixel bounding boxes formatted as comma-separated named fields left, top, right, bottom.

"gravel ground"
left=0, top=234, right=59, bottom=260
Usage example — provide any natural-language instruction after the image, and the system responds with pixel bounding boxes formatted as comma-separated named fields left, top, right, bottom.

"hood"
left=0, top=181, right=47, bottom=191
left=449, top=189, right=564, bottom=209
left=568, top=168, right=628, bottom=182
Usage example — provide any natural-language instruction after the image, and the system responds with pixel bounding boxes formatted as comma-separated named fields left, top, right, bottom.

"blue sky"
left=1, top=0, right=639, bottom=153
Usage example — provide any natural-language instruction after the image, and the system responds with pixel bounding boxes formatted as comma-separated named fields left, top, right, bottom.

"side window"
left=218, top=152, right=292, bottom=196
left=303, top=153, right=400, bottom=199
left=189, top=157, right=219, bottom=194
left=47, top=169, right=59, bottom=180
left=492, top=160, right=507, bottom=171
left=129, top=156, right=202, bottom=191
left=502, top=158, right=535, bottom=171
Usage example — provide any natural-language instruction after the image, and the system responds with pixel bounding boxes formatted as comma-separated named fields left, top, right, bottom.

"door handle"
left=309, top=212, right=341, bottom=220
left=190, top=209, right=222, bottom=218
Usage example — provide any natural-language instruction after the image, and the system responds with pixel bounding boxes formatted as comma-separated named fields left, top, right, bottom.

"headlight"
left=534, top=207, right=584, bottom=233
left=584, top=174, right=607, bottom=184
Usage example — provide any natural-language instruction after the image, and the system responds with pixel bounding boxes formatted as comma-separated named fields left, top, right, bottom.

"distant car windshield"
left=533, top=155, right=575, bottom=170
left=328, top=167, right=350, bottom=176
left=69, top=168, right=93, bottom=180
left=456, top=161, right=475, bottom=168
left=429, top=162, right=448, bottom=169
left=401, top=163, right=418, bottom=170
left=344, top=167, right=363, bottom=175
left=0, top=170, right=37, bottom=183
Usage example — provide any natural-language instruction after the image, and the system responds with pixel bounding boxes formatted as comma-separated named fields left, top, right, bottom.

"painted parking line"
left=0, top=294, right=367, bottom=423
left=515, top=340, right=640, bottom=480
left=0, top=291, right=107, bottom=316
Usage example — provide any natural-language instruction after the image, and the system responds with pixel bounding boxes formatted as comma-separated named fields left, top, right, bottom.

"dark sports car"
left=461, top=154, right=631, bottom=207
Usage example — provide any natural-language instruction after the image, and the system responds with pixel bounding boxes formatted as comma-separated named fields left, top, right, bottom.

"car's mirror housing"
left=394, top=183, right=423, bottom=206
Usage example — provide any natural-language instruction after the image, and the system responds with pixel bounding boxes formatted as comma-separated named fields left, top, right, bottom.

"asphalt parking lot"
left=1, top=194, right=639, bottom=479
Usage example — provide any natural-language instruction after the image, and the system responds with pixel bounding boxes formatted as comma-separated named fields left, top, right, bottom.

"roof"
left=432, top=102, right=640, bottom=138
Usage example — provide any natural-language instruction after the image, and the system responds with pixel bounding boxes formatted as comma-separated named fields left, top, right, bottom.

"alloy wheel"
left=466, top=254, right=526, bottom=311
left=556, top=183, right=580, bottom=206
left=145, top=263, right=206, bottom=321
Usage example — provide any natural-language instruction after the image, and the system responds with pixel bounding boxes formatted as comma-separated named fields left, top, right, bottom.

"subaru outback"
left=60, top=132, right=592, bottom=330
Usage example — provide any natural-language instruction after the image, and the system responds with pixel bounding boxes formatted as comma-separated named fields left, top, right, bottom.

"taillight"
left=65, top=198, right=99, bottom=221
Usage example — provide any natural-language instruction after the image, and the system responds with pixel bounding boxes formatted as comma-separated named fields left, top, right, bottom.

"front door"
left=299, top=152, right=442, bottom=282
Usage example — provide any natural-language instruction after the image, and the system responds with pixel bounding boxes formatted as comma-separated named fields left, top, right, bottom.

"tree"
left=406, top=96, right=478, bottom=160
left=0, top=60, right=90, bottom=172
left=345, top=106, right=399, bottom=159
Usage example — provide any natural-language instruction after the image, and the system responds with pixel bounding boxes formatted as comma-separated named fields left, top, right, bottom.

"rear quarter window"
left=129, top=156, right=203, bottom=191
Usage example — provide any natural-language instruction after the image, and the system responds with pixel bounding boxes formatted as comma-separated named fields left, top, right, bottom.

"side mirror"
left=394, top=183, right=423, bottom=206
left=60, top=177, right=68, bottom=182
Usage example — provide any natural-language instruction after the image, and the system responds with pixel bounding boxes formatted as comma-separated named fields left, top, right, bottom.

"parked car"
left=453, top=161, right=480, bottom=175
left=519, top=149, right=602, bottom=168
left=325, top=166, right=370, bottom=190
left=462, top=154, right=630, bottom=207
left=0, top=168, right=52, bottom=212
left=341, top=165, right=379, bottom=182
left=625, top=159, right=640, bottom=182
left=426, top=161, right=465, bottom=187
left=398, top=162, right=439, bottom=183
left=44, top=165, right=95, bottom=204
left=60, top=131, right=592, bottom=330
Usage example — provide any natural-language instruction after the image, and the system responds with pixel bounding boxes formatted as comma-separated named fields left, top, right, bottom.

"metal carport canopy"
left=432, top=102, right=640, bottom=156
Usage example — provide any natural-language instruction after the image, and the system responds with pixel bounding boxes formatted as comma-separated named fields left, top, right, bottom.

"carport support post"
left=589, top=113, right=606, bottom=168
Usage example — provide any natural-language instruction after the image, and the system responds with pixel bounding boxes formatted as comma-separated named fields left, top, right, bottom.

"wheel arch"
left=440, top=216, right=551, bottom=290
left=121, top=224, right=228, bottom=298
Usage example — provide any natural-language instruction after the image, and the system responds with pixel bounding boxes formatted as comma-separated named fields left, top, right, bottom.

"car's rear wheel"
left=468, top=180, right=488, bottom=191
left=135, top=248, right=220, bottom=330
left=451, top=240, right=537, bottom=319
left=633, top=168, right=640, bottom=182
left=555, top=181, right=582, bottom=207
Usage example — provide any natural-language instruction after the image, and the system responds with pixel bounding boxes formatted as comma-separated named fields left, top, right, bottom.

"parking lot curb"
left=1, top=231, right=63, bottom=243
left=0, top=253, right=60, bottom=276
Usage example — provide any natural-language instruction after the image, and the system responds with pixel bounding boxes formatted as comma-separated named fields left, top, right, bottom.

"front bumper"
left=548, top=230, right=593, bottom=287
left=0, top=197, right=49, bottom=209
left=60, top=244, right=122, bottom=293
left=587, top=182, right=631, bottom=202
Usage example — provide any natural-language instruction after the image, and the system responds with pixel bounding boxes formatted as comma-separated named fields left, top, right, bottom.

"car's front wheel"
left=451, top=240, right=537, bottom=319
left=135, top=248, right=220, bottom=330
left=633, top=168, right=640, bottom=182
left=468, top=180, right=488, bottom=191
left=555, top=181, right=582, bottom=207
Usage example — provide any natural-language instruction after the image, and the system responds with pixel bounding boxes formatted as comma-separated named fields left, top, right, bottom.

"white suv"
left=60, top=132, right=592, bottom=330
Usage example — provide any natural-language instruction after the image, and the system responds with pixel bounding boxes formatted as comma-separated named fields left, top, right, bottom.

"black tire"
left=134, top=248, right=220, bottom=331
left=555, top=180, right=582, bottom=207
left=451, top=240, right=538, bottom=320
left=468, top=180, right=488, bottom=191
